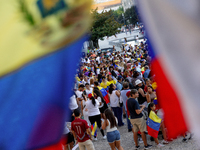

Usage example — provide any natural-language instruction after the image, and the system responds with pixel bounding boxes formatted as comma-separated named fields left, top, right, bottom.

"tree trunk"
left=92, top=39, right=99, bottom=49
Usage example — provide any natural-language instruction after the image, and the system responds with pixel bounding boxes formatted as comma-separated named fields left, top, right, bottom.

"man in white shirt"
left=75, top=84, right=85, bottom=108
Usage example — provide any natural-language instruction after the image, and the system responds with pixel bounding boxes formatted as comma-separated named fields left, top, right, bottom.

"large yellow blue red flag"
left=0, top=0, right=92, bottom=149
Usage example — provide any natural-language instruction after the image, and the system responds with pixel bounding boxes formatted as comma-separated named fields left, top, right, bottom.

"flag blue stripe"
left=0, top=36, right=88, bottom=150
left=146, top=118, right=160, bottom=131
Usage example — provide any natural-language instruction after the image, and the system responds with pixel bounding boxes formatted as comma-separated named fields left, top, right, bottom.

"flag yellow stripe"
left=0, top=0, right=92, bottom=77
left=149, top=111, right=162, bottom=123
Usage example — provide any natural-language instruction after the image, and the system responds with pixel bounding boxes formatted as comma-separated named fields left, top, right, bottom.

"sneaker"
left=188, top=133, right=194, bottom=140
left=182, top=138, right=188, bottom=142
left=123, top=114, right=126, bottom=118
left=93, top=137, right=98, bottom=141
left=157, top=143, right=165, bottom=148
left=138, top=137, right=143, bottom=144
left=103, top=135, right=107, bottom=140
left=162, top=140, right=169, bottom=144
left=150, top=136, right=154, bottom=141
left=135, top=145, right=140, bottom=150
left=144, top=144, right=152, bottom=149
left=128, top=129, right=132, bottom=132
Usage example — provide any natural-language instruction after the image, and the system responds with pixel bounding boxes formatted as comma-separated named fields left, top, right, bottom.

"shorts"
left=65, top=132, right=74, bottom=144
left=78, top=139, right=95, bottom=150
left=130, top=117, right=147, bottom=133
left=107, top=130, right=120, bottom=143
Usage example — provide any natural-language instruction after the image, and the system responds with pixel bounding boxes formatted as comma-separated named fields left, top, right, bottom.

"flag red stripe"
left=104, top=94, right=110, bottom=104
left=151, top=58, right=188, bottom=138
left=38, top=137, right=65, bottom=150
left=147, top=125, right=159, bottom=138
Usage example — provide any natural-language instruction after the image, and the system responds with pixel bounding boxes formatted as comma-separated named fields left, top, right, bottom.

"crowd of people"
left=64, top=37, right=192, bottom=150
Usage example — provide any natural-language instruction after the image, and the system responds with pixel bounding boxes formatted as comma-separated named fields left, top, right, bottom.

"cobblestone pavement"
left=91, top=118, right=198, bottom=150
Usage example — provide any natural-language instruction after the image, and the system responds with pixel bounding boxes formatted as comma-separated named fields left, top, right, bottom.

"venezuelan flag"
left=98, top=86, right=110, bottom=104
left=0, top=0, right=92, bottom=149
left=91, top=122, right=97, bottom=137
left=146, top=110, right=161, bottom=138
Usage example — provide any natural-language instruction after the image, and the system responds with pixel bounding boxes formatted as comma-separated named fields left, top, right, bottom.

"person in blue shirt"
left=116, top=76, right=123, bottom=91
left=143, top=66, right=150, bottom=79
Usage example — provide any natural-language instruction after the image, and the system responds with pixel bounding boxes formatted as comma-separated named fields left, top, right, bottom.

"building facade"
left=122, top=0, right=136, bottom=11
left=92, top=0, right=122, bottom=12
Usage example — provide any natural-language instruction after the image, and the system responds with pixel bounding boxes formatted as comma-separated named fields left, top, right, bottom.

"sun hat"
left=135, top=79, right=142, bottom=85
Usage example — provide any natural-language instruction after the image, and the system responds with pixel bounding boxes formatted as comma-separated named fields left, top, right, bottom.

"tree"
left=124, top=6, right=139, bottom=25
left=90, top=9, right=121, bottom=48
left=112, top=7, right=124, bottom=24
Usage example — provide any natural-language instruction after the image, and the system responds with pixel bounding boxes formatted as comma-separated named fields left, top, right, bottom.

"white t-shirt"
left=75, top=90, right=83, bottom=106
left=110, top=90, right=119, bottom=107
left=125, top=45, right=129, bottom=50
left=97, top=97, right=104, bottom=108
left=63, top=122, right=70, bottom=134
left=96, top=68, right=100, bottom=75
left=96, top=56, right=100, bottom=64
left=85, top=99, right=100, bottom=116
left=125, top=58, right=130, bottom=62
left=85, top=88, right=93, bottom=96
left=69, top=95, right=78, bottom=111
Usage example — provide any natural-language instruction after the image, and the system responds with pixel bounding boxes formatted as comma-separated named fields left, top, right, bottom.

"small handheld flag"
left=91, top=122, right=97, bottom=137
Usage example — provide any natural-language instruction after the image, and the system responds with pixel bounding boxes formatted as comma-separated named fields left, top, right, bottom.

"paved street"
left=91, top=118, right=198, bottom=150
left=99, top=30, right=143, bottom=49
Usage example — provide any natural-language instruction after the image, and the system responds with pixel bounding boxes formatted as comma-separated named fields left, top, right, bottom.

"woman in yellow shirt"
left=100, top=76, right=109, bottom=90
left=107, top=75, right=116, bottom=86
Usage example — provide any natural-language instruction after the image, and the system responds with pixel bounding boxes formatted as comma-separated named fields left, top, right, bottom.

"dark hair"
left=85, top=83, right=89, bottom=86
left=148, top=102, right=155, bottom=117
left=79, top=84, right=85, bottom=88
left=123, top=82, right=129, bottom=89
left=130, top=89, right=138, bottom=96
left=94, top=81, right=99, bottom=86
left=74, top=108, right=80, bottom=117
left=109, top=84, right=115, bottom=94
left=93, top=89, right=105, bottom=103
left=107, top=75, right=112, bottom=81
left=104, top=109, right=117, bottom=128
left=148, top=85, right=153, bottom=90
left=98, top=74, right=102, bottom=83
left=109, top=66, right=113, bottom=71
left=89, top=96, right=96, bottom=106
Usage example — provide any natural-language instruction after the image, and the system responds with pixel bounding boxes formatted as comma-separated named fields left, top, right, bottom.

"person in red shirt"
left=71, top=109, right=95, bottom=150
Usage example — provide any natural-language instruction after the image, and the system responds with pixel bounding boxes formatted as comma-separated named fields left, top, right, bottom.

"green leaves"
left=124, top=6, right=139, bottom=25
left=90, top=9, right=121, bottom=47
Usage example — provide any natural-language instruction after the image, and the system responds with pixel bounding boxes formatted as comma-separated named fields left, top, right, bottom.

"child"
left=147, top=103, right=168, bottom=147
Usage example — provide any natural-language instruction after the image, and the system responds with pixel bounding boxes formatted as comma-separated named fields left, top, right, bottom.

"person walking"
left=85, top=94, right=106, bottom=140
left=120, top=82, right=132, bottom=132
left=93, top=89, right=108, bottom=118
left=71, top=109, right=95, bottom=150
left=109, top=84, right=124, bottom=126
left=147, top=103, right=168, bottom=147
left=127, top=89, right=152, bottom=149
left=102, top=109, right=124, bottom=150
